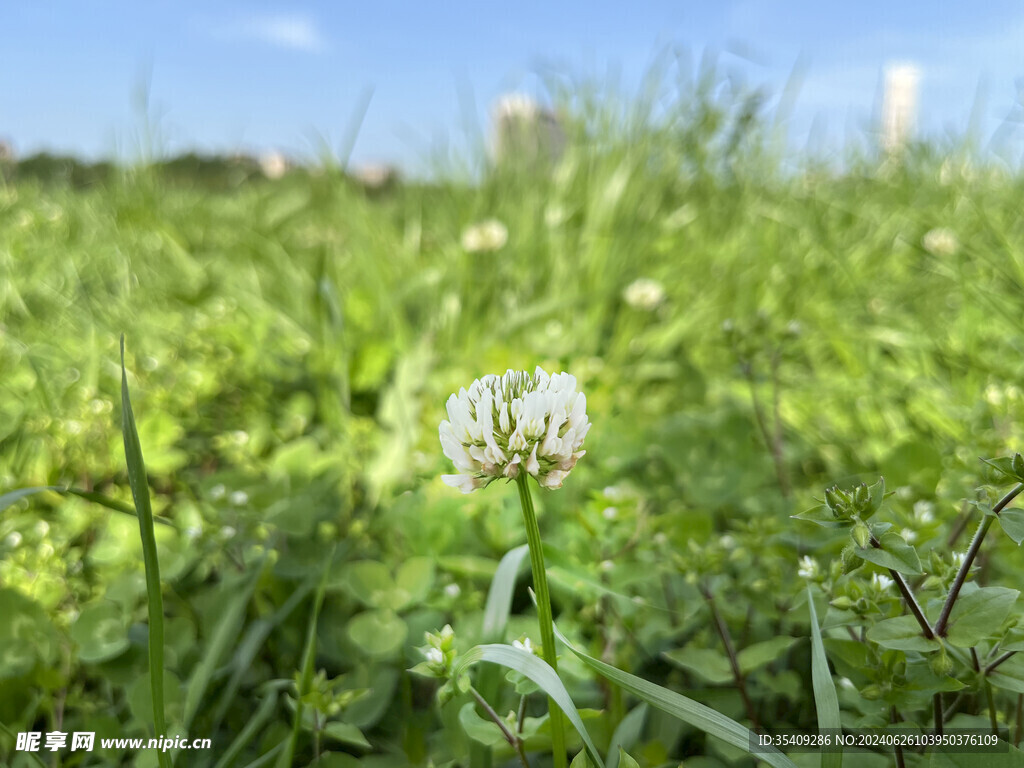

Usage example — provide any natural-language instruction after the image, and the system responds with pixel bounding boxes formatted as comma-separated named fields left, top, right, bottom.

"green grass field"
left=3, top=75, right=1024, bottom=767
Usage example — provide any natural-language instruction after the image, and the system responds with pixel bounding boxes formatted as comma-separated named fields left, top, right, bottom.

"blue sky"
left=2, top=2, right=1023, bottom=171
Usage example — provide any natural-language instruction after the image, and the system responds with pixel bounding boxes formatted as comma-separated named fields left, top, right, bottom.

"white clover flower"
left=922, top=227, right=958, bottom=257
left=872, top=573, right=894, bottom=592
left=513, top=637, right=536, bottom=655
left=444, top=583, right=461, bottom=598
left=439, top=367, right=589, bottom=492
left=461, top=219, right=508, bottom=253
left=797, top=556, right=819, bottom=580
left=623, top=278, right=665, bottom=310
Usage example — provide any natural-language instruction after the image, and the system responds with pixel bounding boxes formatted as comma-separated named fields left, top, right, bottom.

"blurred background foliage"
left=2, top=58, right=1024, bottom=767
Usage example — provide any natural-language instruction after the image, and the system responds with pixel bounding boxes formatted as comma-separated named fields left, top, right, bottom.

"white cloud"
left=209, top=13, right=327, bottom=53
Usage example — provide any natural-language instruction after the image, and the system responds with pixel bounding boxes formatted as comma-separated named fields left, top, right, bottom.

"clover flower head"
left=922, top=227, right=958, bottom=257
left=797, top=555, right=819, bottom=580
left=439, top=367, right=589, bottom=493
left=623, top=278, right=665, bottom=310
left=461, top=219, right=508, bottom=253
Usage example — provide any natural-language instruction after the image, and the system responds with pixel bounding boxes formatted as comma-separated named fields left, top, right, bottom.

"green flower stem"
left=934, top=482, right=1024, bottom=637
left=868, top=533, right=933, bottom=639
left=515, top=473, right=568, bottom=768
left=469, top=686, right=530, bottom=768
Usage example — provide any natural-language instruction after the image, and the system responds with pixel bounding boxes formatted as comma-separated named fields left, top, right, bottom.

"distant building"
left=489, top=93, right=565, bottom=168
left=881, top=63, right=920, bottom=153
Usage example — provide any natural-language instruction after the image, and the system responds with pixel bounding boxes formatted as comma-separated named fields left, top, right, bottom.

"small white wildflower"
left=439, top=367, right=589, bottom=492
left=653, top=532, right=668, bottom=546
left=34, top=521, right=49, bottom=537
left=922, top=227, right=958, bottom=257
left=461, top=219, right=508, bottom=253
left=513, top=637, right=535, bottom=655
left=259, top=150, right=289, bottom=179
left=872, top=573, right=894, bottom=592
left=229, top=491, right=249, bottom=506
left=797, top=556, right=819, bottom=580
left=984, top=384, right=1005, bottom=406
left=425, top=647, right=444, bottom=666
left=623, top=278, right=665, bottom=310
left=221, top=526, right=237, bottom=539
left=719, top=535, right=736, bottom=550
left=184, top=526, right=202, bottom=540
left=913, top=500, right=934, bottom=524
left=901, top=528, right=918, bottom=543
left=231, top=430, right=250, bottom=445
left=5, top=532, right=22, bottom=548
left=602, top=506, right=618, bottom=521
left=65, top=420, right=83, bottom=436
left=89, top=398, right=113, bottom=414
left=210, top=484, right=226, bottom=500
left=444, top=583, right=461, bottom=598
left=896, top=486, right=914, bottom=500
left=600, top=560, right=614, bottom=572
left=603, top=485, right=625, bottom=500
left=838, top=677, right=855, bottom=690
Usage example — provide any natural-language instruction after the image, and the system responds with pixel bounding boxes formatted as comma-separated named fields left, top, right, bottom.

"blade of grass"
left=482, top=544, right=530, bottom=641
left=120, top=335, right=172, bottom=768
left=607, top=703, right=647, bottom=768
left=452, top=644, right=605, bottom=768
left=0, top=721, right=47, bottom=768
left=550, top=621, right=798, bottom=768
left=212, top=691, right=278, bottom=768
left=0, top=485, right=173, bottom=525
left=184, top=559, right=266, bottom=728
left=807, top=587, right=842, bottom=768
left=276, top=545, right=336, bottom=768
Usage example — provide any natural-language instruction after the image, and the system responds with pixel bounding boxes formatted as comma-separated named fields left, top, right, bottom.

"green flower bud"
left=854, top=483, right=869, bottom=509
left=829, top=596, right=854, bottom=610
left=824, top=486, right=843, bottom=516
left=1013, top=452, right=1024, bottom=480
left=841, top=546, right=864, bottom=575
left=860, top=684, right=882, bottom=700
left=852, top=521, right=871, bottom=549
left=929, top=650, right=954, bottom=677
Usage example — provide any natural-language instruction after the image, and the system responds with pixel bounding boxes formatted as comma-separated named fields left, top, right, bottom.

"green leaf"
left=119, top=336, right=172, bottom=768
left=607, top=704, right=647, bottom=768
left=981, top=456, right=1023, bottom=483
left=451, top=644, right=606, bottom=768
left=854, top=532, right=922, bottom=575
left=988, top=655, right=1024, bottom=694
left=345, top=561, right=396, bottom=609
left=662, top=647, right=733, bottom=684
left=550, top=625, right=798, bottom=768
left=570, top=749, right=594, bottom=768
left=866, top=616, right=940, bottom=652
left=458, top=702, right=505, bottom=747
left=322, top=721, right=371, bottom=750
left=791, top=505, right=848, bottom=528
left=616, top=748, right=639, bottom=768
left=347, top=610, right=407, bottom=658
left=71, top=602, right=130, bottom=664
left=945, top=586, right=1020, bottom=648
left=997, top=508, right=1024, bottom=545
left=737, top=637, right=799, bottom=674
left=807, top=588, right=842, bottom=768
left=394, top=557, right=435, bottom=608
left=481, top=545, right=529, bottom=642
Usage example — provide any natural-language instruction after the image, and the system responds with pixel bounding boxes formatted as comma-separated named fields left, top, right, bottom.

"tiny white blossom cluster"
left=461, top=219, right=508, bottom=253
left=440, top=367, right=589, bottom=493
left=623, top=278, right=665, bottom=310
